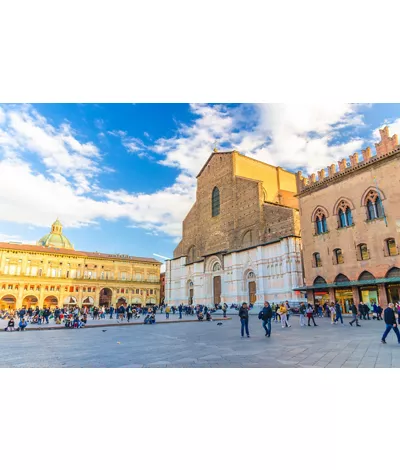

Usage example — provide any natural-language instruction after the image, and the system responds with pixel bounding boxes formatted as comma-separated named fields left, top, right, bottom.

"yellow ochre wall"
left=233, top=152, right=297, bottom=205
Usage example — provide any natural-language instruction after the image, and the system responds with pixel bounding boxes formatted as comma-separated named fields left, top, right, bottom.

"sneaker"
left=349, top=322, right=353, bottom=326
left=381, top=340, right=387, bottom=344
left=356, top=324, right=361, bottom=327
left=288, top=325, right=291, bottom=328
left=282, top=326, right=285, bottom=328
left=247, top=335, right=250, bottom=338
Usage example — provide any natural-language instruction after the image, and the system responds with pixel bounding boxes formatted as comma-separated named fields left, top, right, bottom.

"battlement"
left=296, top=126, right=399, bottom=193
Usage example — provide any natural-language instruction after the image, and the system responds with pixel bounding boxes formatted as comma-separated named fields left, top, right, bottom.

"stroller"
left=197, top=312, right=204, bottom=321
left=206, top=312, right=212, bottom=321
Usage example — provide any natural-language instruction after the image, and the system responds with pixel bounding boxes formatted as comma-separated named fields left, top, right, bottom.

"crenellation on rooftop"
left=296, top=126, right=400, bottom=195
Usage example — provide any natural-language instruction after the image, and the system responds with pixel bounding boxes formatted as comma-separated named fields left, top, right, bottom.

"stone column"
left=378, top=283, right=388, bottom=306
left=306, top=289, right=315, bottom=304
left=351, top=286, right=360, bottom=306
left=329, top=287, right=335, bottom=303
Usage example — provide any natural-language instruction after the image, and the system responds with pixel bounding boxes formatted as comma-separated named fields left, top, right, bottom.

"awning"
left=294, top=276, right=400, bottom=291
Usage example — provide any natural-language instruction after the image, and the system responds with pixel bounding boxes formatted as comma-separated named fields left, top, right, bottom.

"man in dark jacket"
left=358, top=302, right=365, bottom=320
left=349, top=303, right=360, bottom=326
left=381, top=303, right=400, bottom=344
left=239, top=302, right=250, bottom=338
left=364, top=303, right=371, bottom=320
left=334, top=302, right=344, bottom=325
left=260, top=301, right=273, bottom=337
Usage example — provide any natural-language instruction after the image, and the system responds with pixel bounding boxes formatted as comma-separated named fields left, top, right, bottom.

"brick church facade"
left=296, top=126, right=400, bottom=313
left=165, top=150, right=304, bottom=307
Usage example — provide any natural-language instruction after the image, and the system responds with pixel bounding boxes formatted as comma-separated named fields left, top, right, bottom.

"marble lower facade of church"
left=165, top=236, right=305, bottom=307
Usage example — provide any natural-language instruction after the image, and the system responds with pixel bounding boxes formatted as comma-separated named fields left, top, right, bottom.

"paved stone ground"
left=1, top=314, right=399, bottom=368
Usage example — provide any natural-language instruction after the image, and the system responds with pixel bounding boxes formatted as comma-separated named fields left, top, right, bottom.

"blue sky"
left=0, top=103, right=400, bottom=262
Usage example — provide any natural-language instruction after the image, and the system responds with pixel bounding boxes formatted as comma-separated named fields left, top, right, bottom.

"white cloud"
left=0, top=103, right=372, bottom=241
left=0, top=106, right=5, bottom=124
left=1, top=105, right=101, bottom=193
left=372, top=117, right=400, bottom=141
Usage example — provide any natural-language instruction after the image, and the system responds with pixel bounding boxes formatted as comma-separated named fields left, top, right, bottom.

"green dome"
left=37, top=219, right=74, bottom=250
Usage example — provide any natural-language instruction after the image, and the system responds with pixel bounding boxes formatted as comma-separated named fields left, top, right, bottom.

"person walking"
left=329, top=303, right=336, bottom=324
left=364, top=303, right=371, bottom=320
left=260, top=301, right=273, bottom=337
left=306, top=303, right=318, bottom=326
left=279, top=303, right=290, bottom=328
left=349, top=303, right=361, bottom=326
left=165, top=305, right=170, bottom=319
left=222, top=303, right=228, bottom=318
left=381, top=303, right=400, bottom=344
left=239, top=302, right=250, bottom=338
left=299, top=302, right=307, bottom=327
left=358, top=301, right=365, bottom=320
left=334, top=302, right=344, bottom=326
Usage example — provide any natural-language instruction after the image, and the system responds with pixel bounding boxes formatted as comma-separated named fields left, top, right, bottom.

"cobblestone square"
left=1, top=312, right=400, bottom=367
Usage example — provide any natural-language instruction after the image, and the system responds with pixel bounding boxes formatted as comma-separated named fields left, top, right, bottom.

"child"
left=6, top=318, right=15, bottom=331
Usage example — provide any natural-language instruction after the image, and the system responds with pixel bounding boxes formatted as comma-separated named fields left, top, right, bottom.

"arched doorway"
left=0, top=294, right=16, bottom=311
left=248, top=272, right=257, bottom=305
left=44, top=296, right=58, bottom=308
left=146, top=297, right=156, bottom=306
left=213, top=276, right=221, bottom=305
left=82, top=296, right=94, bottom=307
left=99, top=288, right=112, bottom=307
left=22, top=295, right=39, bottom=308
left=188, top=280, right=194, bottom=305
left=131, top=297, right=142, bottom=307
left=116, top=296, right=127, bottom=307
left=63, top=296, right=77, bottom=307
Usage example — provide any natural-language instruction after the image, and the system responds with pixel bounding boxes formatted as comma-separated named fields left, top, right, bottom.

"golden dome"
left=37, top=219, right=74, bottom=250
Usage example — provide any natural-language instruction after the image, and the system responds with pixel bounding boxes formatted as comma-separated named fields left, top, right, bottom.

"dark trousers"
left=262, top=319, right=271, bottom=336
left=307, top=315, right=317, bottom=326
left=349, top=317, right=360, bottom=326
left=335, top=313, right=343, bottom=324
left=241, top=318, right=249, bottom=337
left=382, top=324, right=400, bottom=342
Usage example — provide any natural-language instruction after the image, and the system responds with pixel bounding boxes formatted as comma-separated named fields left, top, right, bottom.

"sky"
left=0, top=103, right=400, bottom=262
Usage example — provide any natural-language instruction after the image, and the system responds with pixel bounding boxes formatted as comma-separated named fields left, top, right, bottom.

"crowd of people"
left=3, top=298, right=400, bottom=344
left=1, top=304, right=159, bottom=331
left=237, top=299, right=400, bottom=344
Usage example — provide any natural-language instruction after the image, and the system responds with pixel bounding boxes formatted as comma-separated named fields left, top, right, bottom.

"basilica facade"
left=165, top=150, right=304, bottom=307
left=0, top=219, right=161, bottom=311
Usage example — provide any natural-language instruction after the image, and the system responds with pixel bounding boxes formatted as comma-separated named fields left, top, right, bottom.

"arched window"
left=365, top=190, right=385, bottom=220
left=242, top=230, right=253, bottom=248
left=313, top=276, right=327, bottom=285
left=314, top=208, right=328, bottom=234
left=333, top=248, right=344, bottom=265
left=211, top=187, right=220, bottom=217
left=313, top=252, right=322, bottom=268
left=357, top=243, right=370, bottom=261
left=336, top=200, right=353, bottom=228
left=385, top=238, right=398, bottom=257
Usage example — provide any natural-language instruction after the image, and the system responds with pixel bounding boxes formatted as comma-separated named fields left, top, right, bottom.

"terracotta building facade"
left=0, top=220, right=161, bottom=311
left=296, top=126, right=400, bottom=312
left=165, top=150, right=304, bottom=307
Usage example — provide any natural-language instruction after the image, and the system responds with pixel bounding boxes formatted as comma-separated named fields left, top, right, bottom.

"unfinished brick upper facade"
left=173, top=150, right=300, bottom=261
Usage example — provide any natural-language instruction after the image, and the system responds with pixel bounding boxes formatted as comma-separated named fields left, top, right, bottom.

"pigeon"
left=217, top=322, right=223, bottom=326
left=102, top=330, right=107, bottom=332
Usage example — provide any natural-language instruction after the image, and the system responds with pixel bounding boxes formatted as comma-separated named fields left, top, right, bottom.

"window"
left=121, top=272, right=127, bottom=281
left=386, top=238, right=398, bottom=256
left=365, top=190, right=385, bottom=220
left=313, top=208, right=328, bottom=234
left=333, top=248, right=344, bottom=264
left=337, top=201, right=353, bottom=228
left=211, top=187, right=220, bottom=217
left=313, top=252, right=322, bottom=267
left=136, top=273, right=141, bottom=281
left=358, top=244, right=370, bottom=261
